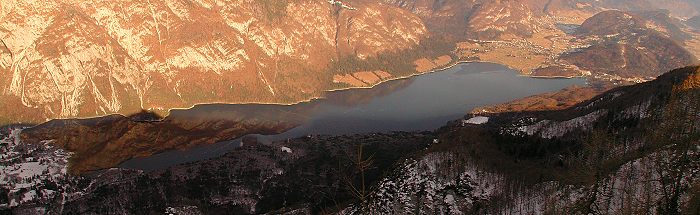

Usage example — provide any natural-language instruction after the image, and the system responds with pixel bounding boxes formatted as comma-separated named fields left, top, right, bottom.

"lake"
left=120, top=62, right=586, bottom=170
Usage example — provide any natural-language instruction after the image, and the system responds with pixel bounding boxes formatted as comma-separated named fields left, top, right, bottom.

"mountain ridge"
left=3, top=0, right=700, bottom=124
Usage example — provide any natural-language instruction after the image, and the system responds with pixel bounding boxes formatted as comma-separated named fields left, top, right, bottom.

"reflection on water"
left=120, top=62, right=586, bottom=170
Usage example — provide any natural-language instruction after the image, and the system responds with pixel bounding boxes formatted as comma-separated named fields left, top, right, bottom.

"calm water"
left=120, top=62, right=586, bottom=170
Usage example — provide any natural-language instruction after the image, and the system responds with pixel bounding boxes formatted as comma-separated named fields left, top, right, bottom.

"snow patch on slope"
left=0, top=128, right=73, bottom=209
left=342, top=152, right=503, bottom=214
left=506, top=110, right=608, bottom=139
left=463, top=116, right=489, bottom=125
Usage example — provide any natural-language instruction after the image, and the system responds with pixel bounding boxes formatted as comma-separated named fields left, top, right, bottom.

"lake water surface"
left=120, top=62, right=586, bottom=170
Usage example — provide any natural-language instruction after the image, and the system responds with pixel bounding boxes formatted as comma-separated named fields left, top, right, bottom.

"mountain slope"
left=558, top=10, right=697, bottom=80
left=3, top=0, right=700, bottom=124
left=345, top=66, right=700, bottom=214
left=0, top=0, right=430, bottom=124
left=535, top=0, right=700, bottom=22
left=465, top=0, right=544, bottom=40
left=7, top=66, right=696, bottom=214
left=688, top=15, right=700, bottom=30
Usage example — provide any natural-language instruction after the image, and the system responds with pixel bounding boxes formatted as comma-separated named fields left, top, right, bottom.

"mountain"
left=3, top=0, right=700, bottom=124
left=7, top=66, right=697, bottom=214
left=347, top=65, right=700, bottom=214
left=382, top=0, right=475, bottom=32
left=636, top=10, right=691, bottom=41
left=5, top=0, right=700, bottom=174
left=535, top=0, right=700, bottom=22
left=4, top=1, right=700, bottom=213
left=0, top=0, right=434, bottom=124
left=555, top=10, right=697, bottom=79
left=645, top=0, right=700, bottom=18
left=688, top=15, right=700, bottom=30
left=465, top=0, right=545, bottom=40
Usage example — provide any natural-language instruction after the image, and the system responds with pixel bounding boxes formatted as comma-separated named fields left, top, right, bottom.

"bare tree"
left=650, top=88, right=700, bottom=214
left=341, top=143, right=375, bottom=212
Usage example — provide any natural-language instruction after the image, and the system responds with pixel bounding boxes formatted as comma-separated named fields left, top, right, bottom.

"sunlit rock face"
left=1, top=0, right=699, bottom=125
left=465, top=0, right=544, bottom=40
left=0, top=0, right=428, bottom=124
left=384, top=0, right=544, bottom=38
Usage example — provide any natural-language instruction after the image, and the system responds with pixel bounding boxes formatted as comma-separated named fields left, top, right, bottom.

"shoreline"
left=8, top=59, right=588, bottom=130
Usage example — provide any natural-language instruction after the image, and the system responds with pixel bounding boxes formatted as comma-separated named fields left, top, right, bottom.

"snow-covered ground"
left=165, top=205, right=203, bottom=215
left=342, top=152, right=504, bottom=214
left=462, top=116, right=489, bottom=125
left=502, top=110, right=608, bottom=139
left=280, top=146, right=293, bottom=153
left=342, top=144, right=700, bottom=214
left=0, top=128, right=73, bottom=210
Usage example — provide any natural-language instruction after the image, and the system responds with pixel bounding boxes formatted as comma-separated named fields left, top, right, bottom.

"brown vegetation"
left=472, top=84, right=613, bottom=114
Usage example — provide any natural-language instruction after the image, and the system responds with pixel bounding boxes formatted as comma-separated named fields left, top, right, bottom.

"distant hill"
left=688, top=15, right=700, bottom=29
left=563, top=10, right=697, bottom=79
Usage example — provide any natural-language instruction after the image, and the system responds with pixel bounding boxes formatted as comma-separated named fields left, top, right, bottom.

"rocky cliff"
left=0, top=0, right=429, bottom=124
left=3, top=0, right=700, bottom=124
